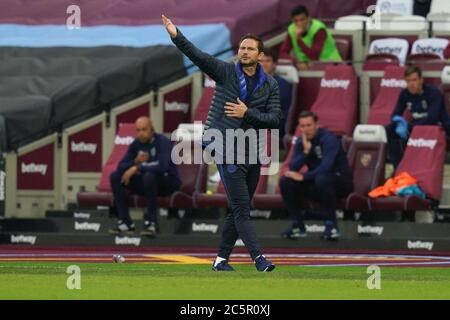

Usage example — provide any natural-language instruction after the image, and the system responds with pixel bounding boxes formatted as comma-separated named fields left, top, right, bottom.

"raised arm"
left=162, top=14, right=228, bottom=83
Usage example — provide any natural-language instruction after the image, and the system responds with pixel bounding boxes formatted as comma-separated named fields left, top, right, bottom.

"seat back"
left=193, top=74, right=215, bottom=123
left=368, top=66, right=406, bottom=125
left=396, top=126, right=447, bottom=200
left=347, top=125, right=387, bottom=195
left=335, top=39, right=351, bottom=61
left=311, top=65, right=358, bottom=136
left=411, top=38, right=449, bottom=59
left=368, top=38, right=410, bottom=65
left=363, top=53, right=400, bottom=71
left=98, top=123, right=136, bottom=192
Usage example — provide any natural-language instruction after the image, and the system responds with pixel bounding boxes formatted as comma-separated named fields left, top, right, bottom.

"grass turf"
left=0, top=262, right=450, bottom=300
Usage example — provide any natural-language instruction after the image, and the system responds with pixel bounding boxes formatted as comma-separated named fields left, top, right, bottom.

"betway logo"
left=320, top=79, right=350, bottom=90
left=115, top=236, right=141, bottom=246
left=10, top=234, right=37, bottom=245
left=165, top=101, right=189, bottom=113
left=407, top=240, right=434, bottom=251
left=192, top=222, right=218, bottom=234
left=71, top=141, right=97, bottom=155
left=373, top=45, right=403, bottom=56
left=0, top=170, right=5, bottom=201
left=250, top=210, right=271, bottom=219
left=358, top=225, right=384, bottom=235
left=73, top=212, right=91, bottom=219
left=415, top=45, right=444, bottom=56
left=305, top=224, right=326, bottom=233
left=380, top=78, right=406, bottom=88
left=21, top=163, right=48, bottom=175
left=407, top=138, right=437, bottom=150
left=114, top=136, right=134, bottom=146
left=74, top=221, right=100, bottom=232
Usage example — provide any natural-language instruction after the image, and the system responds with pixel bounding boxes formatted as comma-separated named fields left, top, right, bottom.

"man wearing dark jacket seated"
left=280, top=111, right=353, bottom=240
left=163, top=15, right=282, bottom=272
left=109, top=116, right=181, bottom=237
left=385, top=66, right=450, bottom=169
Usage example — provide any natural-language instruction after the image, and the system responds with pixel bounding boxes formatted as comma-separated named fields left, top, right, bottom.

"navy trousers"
left=110, top=170, right=181, bottom=225
left=280, top=173, right=354, bottom=225
left=216, top=163, right=263, bottom=261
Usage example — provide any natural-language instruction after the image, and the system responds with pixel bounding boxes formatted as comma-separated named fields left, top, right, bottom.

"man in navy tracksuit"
left=386, top=66, right=450, bottom=169
left=109, top=117, right=181, bottom=237
left=280, top=111, right=353, bottom=240
left=163, top=15, right=282, bottom=272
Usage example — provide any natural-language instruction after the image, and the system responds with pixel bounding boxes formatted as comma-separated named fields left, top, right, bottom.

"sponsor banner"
left=0, top=156, right=5, bottom=217
left=17, top=143, right=54, bottom=190
left=73, top=212, right=91, bottom=219
left=74, top=221, right=101, bottom=232
left=407, top=240, right=434, bottom=251
left=115, top=236, right=141, bottom=246
left=10, top=234, right=37, bottom=245
left=68, top=123, right=102, bottom=172
left=191, top=222, right=219, bottom=234
left=305, top=224, right=326, bottom=233
left=250, top=210, right=272, bottom=219
left=358, top=225, right=384, bottom=236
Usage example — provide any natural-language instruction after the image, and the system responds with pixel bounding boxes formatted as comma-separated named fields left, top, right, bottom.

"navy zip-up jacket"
left=289, top=128, right=353, bottom=182
left=116, top=133, right=180, bottom=181
left=391, top=83, right=450, bottom=127
left=171, top=29, right=282, bottom=162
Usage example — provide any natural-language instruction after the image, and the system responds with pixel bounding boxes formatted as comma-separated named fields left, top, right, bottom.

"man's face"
left=238, top=39, right=263, bottom=67
left=292, top=13, right=311, bottom=33
left=299, top=116, right=319, bottom=140
left=405, top=72, right=424, bottom=95
left=260, top=55, right=277, bottom=75
left=135, top=119, right=153, bottom=143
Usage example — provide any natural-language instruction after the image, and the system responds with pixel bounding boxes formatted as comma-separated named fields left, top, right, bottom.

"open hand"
left=121, top=166, right=138, bottom=186
left=162, top=14, right=177, bottom=38
left=224, top=98, right=247, bottom=118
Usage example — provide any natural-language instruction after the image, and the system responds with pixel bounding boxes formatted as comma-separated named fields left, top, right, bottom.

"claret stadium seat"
left=367, top=66, right=406, bottom=126
left=193, top=74, right=215, bottom=123
left=369, top=125, right=447, bottom=211
left=310, top=65, right=358, bottom=137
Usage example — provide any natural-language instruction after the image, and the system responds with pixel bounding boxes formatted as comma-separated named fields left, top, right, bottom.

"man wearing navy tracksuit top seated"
left=280, top=111, right=354, bottom=240
left=109, top=117, right=181, bottom=237
left=163, top=15, right=282, bottom=272
left=386, top=66, right=450, bottom=169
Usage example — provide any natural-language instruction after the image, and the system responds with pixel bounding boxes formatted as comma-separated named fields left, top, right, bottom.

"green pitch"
left=0, top=263, right=450, bottom=300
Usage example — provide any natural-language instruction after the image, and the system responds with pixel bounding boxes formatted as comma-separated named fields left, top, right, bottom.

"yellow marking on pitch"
left=144, top=255, right=212, bottom=264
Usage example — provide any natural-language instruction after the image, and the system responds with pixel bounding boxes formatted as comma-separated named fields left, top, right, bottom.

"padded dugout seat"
left=367, top=66, right=406, bottom=125
left=369, top=126, right=446, bottom=211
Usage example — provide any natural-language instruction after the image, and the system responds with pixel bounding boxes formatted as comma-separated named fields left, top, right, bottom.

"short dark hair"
left=263, top=48, right=279, bottom=63
left=298, top=110, right=318, bottom=122
left=291, top=5, right=309, bottom=18
left=238, top=33, right=264, bottom=53
left=404, top=65, right=423, bottom=78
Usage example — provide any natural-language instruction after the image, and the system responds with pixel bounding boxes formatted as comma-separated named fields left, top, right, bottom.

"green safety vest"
left=288, top=19, right=342, bottom=62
